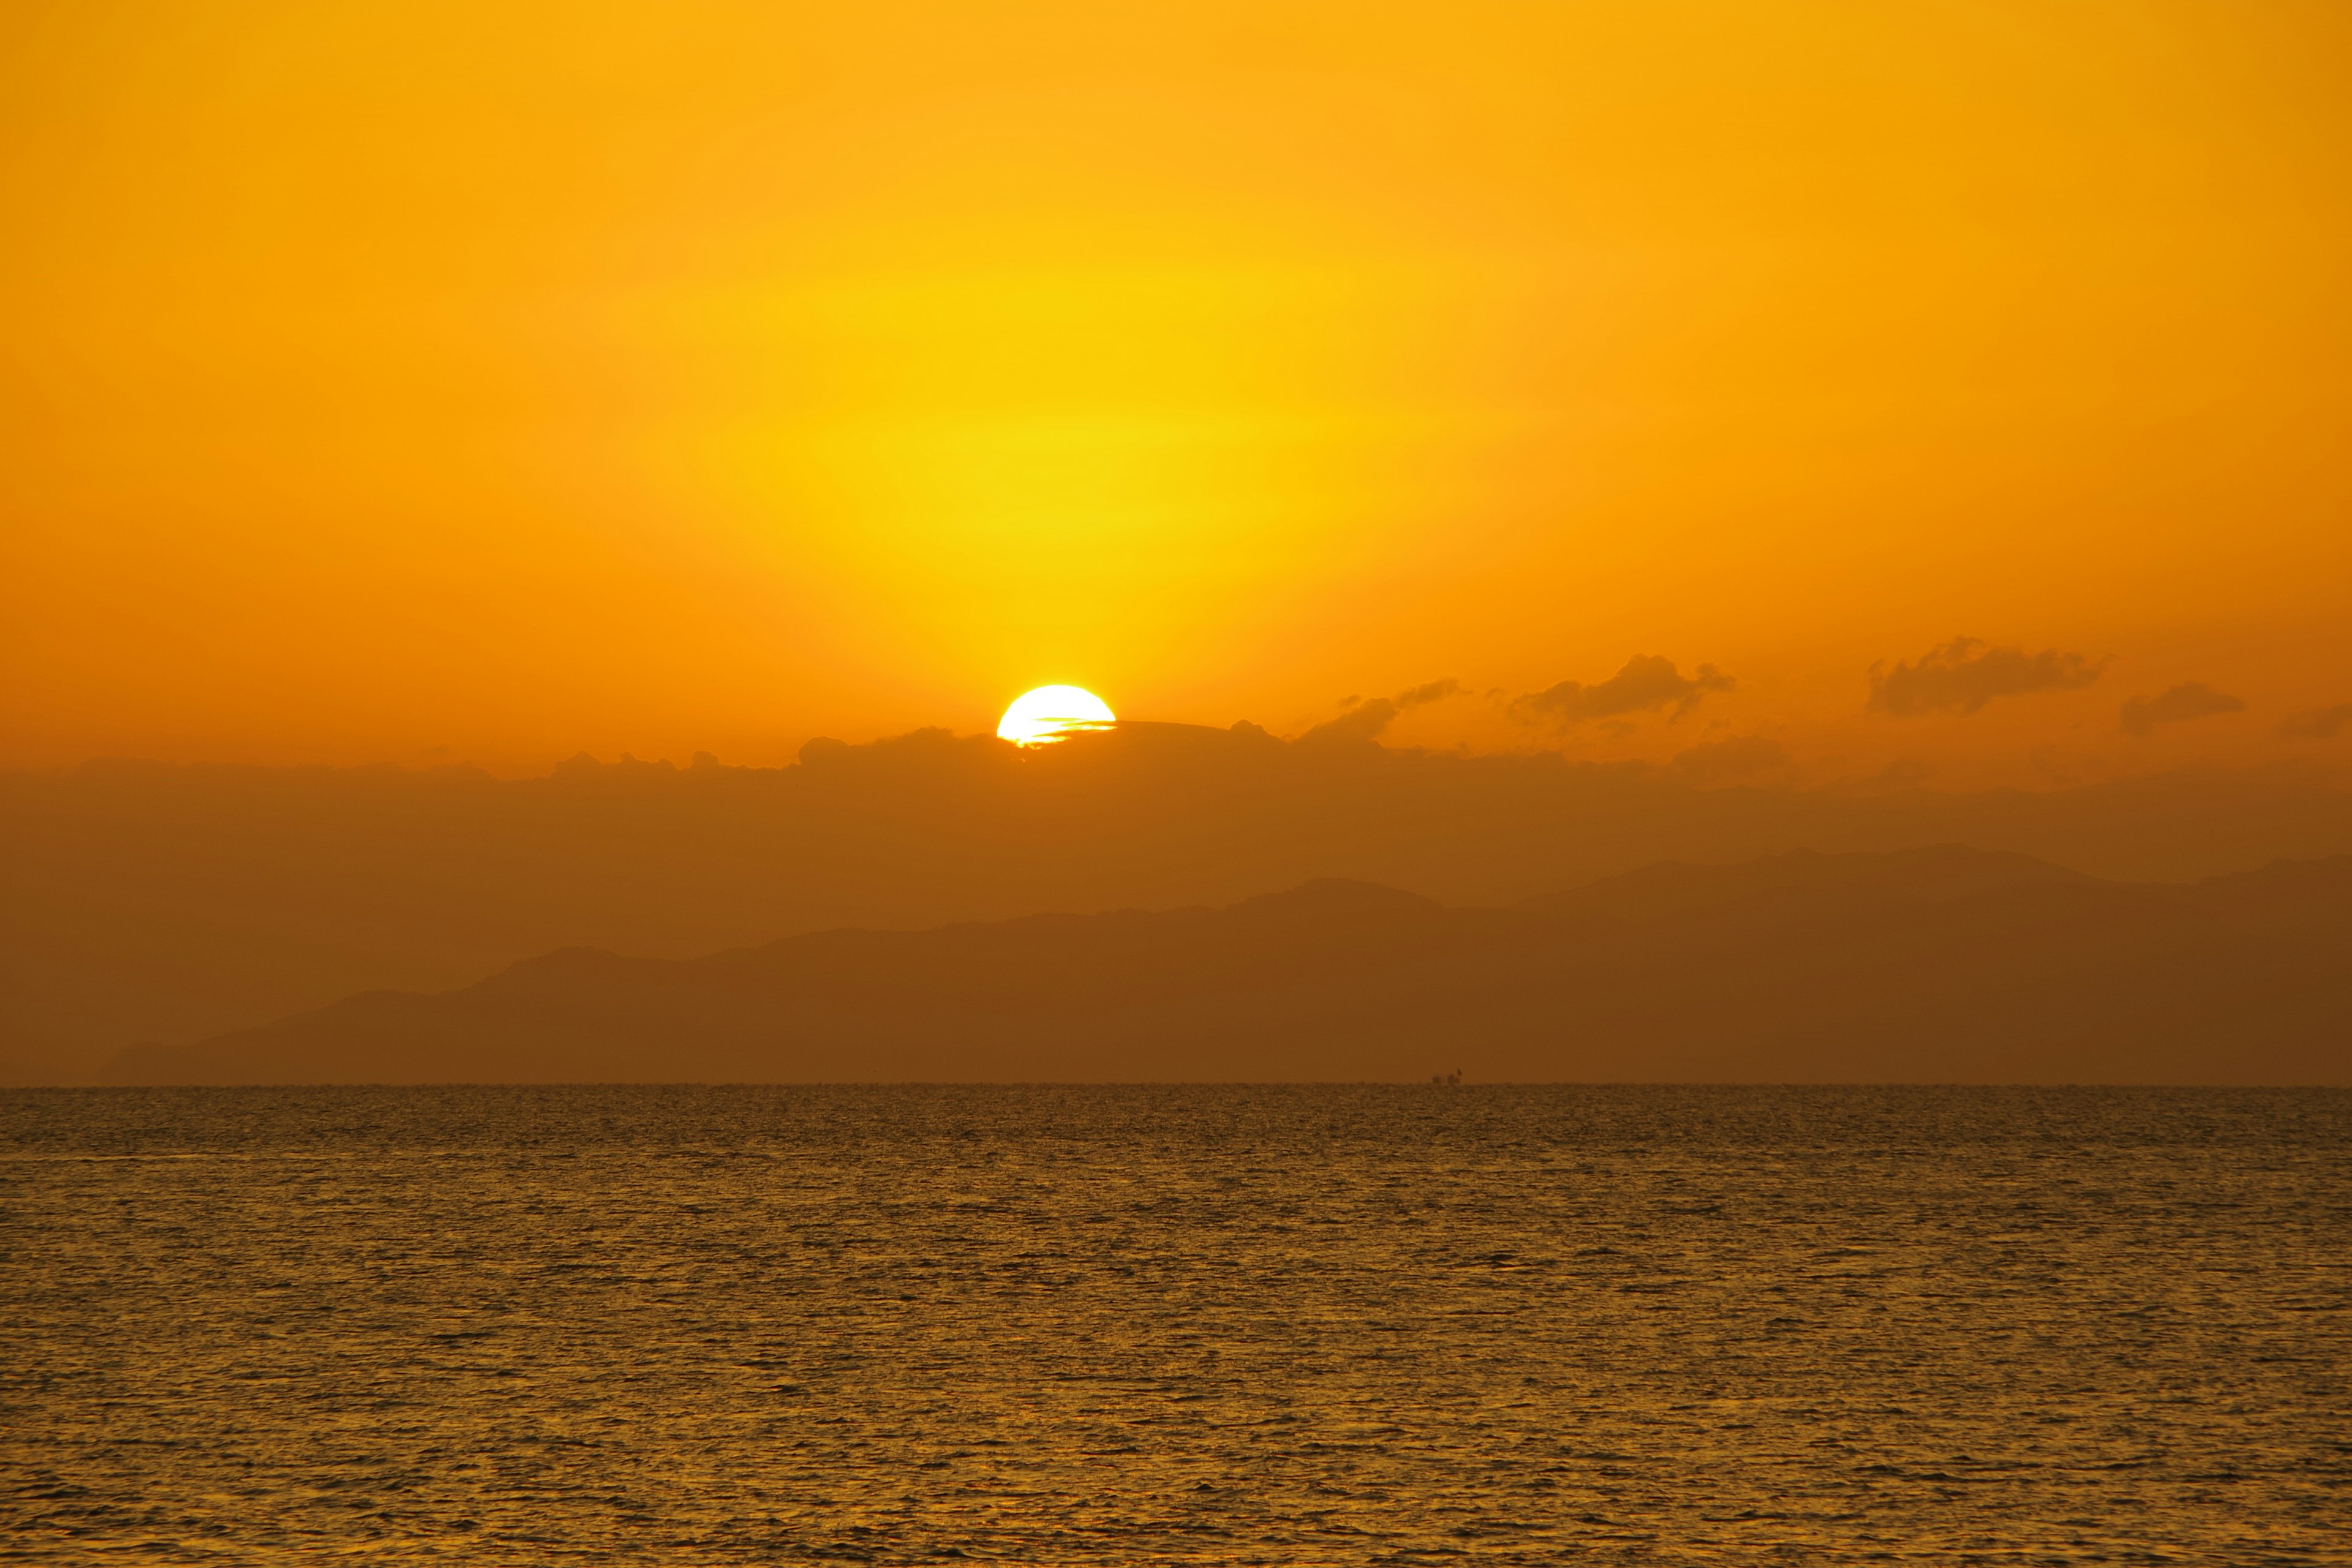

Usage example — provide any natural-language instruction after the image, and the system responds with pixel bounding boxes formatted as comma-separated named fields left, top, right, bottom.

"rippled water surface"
left=4, top=1085, right=2348, bottom=1564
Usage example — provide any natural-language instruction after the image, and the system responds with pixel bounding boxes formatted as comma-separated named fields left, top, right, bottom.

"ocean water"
left=4, top=1085, right=2347, bottom=1566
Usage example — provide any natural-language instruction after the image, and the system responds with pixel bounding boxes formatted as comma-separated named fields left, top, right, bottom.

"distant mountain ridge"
left=1518, top=843, right=2094, bottom=922
left=16, top=737, right=2352, bottom=1084
left=101, top=847, right=2352, bottom=1086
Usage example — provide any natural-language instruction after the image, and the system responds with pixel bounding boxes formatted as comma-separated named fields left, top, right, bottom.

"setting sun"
left=997, top=685, right=1115, bottom=746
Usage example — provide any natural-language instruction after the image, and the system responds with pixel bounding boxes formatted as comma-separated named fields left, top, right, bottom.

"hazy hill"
left=10, top=728, right=2352, bottom=1080
left=101, top=847, right=2352, bottom=1087
left=1517, top=843, right=2096, bottom=922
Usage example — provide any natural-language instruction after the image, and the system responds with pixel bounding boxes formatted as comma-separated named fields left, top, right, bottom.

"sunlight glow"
left=997, top=685, right=1115, bottom=747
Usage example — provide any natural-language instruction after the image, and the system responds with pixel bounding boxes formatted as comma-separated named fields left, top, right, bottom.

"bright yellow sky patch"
left=2, top=1, right=2348, bottom=781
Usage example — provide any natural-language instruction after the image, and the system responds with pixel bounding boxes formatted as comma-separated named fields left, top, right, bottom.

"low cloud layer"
left=2120, top=682, right=2246, bottom=737
left=2280, top=703, right=2352, bottom=740
left=1298, top=679, right=1461, bottom=745
left=1667, top=735, right=1789, bottom=785
left=1510, top=655, right=1734, bottom=728
left=1868, top=637, right=2106, bottom=717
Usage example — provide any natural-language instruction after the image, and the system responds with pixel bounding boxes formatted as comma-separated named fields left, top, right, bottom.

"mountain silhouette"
left=99, top=846, right=2351, bottom=1086
left=13, top=735, right=2352, bottom=1082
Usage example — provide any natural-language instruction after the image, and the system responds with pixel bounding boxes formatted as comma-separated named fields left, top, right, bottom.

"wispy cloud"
left=1868, top=636, right=2106, bottom=717
left=2120, top=682, right=2245, bottom=737
left=1298, top=679, right=1461, bottom=745
left=1510, top=655, right=1734, bottom=728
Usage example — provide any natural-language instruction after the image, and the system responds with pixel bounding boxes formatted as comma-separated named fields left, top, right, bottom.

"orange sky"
left=4, top=1, right=2349, bottom=785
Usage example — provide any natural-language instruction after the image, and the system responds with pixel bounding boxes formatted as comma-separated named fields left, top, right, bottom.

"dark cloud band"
left=1868, top=637, right=2105, bottom=717
left=1510, top=655, right=1735, bottom=728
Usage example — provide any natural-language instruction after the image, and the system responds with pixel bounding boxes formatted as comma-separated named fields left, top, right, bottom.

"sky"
left=4, top=0, right=2349, bottom=785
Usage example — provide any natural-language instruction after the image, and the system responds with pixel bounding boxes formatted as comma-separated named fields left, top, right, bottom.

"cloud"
left=1510, top=655, right=1734, bottom=728
left=1867, top=637, right=2106, bottom=717
left=1667, top=735, right=1789, bottom=785
left=2120, top=682, right=2247, bottom=737
left=2280, top=703, right=2352, bottom=741
left=1298, top=679, right=1461, bottom=745
left=1393, top=678, right=1461, bottom=709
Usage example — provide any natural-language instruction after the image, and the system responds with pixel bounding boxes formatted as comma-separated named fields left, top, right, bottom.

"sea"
left=4, top=1085, right=2346, bottom=1565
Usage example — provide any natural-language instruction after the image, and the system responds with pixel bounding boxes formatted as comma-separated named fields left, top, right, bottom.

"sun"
left=997, top=685, right=1115, bottom=746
